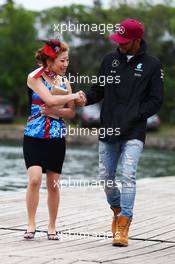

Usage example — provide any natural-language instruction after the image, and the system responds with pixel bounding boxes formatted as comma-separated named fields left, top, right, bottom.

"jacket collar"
left=135, top=39, right=147, bottom=56
left=116, top=39, right=147, bottom=59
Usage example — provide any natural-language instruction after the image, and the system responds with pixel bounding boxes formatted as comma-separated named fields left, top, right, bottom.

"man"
left=76, top=18, right=164, bottom=246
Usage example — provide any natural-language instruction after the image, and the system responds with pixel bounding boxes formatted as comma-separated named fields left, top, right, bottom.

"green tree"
left=0, top=0, right=38, bottom=116
left=1, top=0, right=175, bottom=123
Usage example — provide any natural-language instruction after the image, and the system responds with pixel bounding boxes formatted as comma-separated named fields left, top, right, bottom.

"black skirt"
left=23, top=135, right=66, bottom=174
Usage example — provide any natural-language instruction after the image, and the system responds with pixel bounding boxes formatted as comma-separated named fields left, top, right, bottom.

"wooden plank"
left=0, top=177, right=175, bottom=263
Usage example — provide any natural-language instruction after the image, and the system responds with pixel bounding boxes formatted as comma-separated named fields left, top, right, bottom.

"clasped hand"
left=40, top=90, right=87, bottom=116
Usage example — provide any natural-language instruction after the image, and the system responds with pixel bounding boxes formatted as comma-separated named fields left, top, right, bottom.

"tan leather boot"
left=111, top=207, right=121, bottom=236
left=111, top=207, right=121, bottom=216
left=112, top=216, right=131, bottom=247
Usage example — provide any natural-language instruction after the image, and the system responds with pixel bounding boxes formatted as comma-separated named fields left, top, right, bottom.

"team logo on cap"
left=119, top=25, right=125, bottom=35
left=112, top=59, right=119, bottom=67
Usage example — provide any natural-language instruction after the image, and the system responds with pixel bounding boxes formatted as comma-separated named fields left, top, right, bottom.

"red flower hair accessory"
left=42, top=40, right=61, bottom=59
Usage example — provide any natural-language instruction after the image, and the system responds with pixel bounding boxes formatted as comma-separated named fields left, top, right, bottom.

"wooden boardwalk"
left=0, top=176, right=175, bottom=264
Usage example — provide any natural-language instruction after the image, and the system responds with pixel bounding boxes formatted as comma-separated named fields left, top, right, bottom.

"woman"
left=23, top=39, right=79, bottom=240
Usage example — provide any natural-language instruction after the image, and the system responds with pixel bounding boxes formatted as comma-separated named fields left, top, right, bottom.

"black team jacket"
left=85, top=40, right=164, bottom=143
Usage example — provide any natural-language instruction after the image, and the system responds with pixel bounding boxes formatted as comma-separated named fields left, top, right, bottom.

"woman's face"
left=50, top=51, right=69, bottom=76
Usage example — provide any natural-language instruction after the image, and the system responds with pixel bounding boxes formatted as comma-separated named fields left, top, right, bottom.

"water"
left=0, top=143, right=175, bottom=192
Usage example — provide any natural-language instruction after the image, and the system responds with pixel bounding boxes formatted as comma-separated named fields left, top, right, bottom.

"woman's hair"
left=35, top=40, right=69, bottom=67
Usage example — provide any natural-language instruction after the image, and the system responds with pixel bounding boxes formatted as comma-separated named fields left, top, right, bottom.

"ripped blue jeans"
left=99, top=139, right=143, bottom=219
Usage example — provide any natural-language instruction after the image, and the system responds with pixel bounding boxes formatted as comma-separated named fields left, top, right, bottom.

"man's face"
left=118, top=40, right=137, bottom=55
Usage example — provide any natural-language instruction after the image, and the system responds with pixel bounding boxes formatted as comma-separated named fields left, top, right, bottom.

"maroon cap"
left=110, top=18, right=144, bottom=44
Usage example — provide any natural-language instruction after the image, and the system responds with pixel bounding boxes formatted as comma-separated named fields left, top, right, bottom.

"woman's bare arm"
left=56, top=79, right=75, bottom=118
left=40, top=79, right=76, bottom=119
left=27, top=75, right=79, bottom=107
